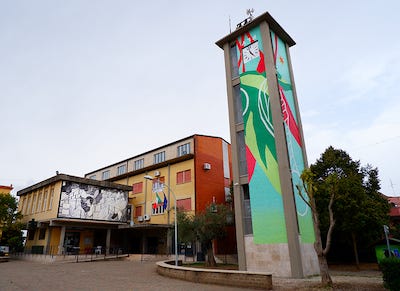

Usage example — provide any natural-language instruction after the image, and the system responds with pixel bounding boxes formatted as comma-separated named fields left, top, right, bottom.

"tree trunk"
left=205, top=241, right=216, bottom=267
left=318, top=252, right=332, bottom=285
left=311, top=198, right=333, bottom=287
left=351, top=232, right=360, bottom=269
left=314, top=223, right=333, bottom=286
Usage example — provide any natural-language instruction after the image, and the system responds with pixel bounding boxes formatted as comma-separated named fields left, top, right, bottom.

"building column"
left=106, top=229, right=111, bottom=255
left=58, top=226, right=66, bottom=255
left=142, top=235, right=147, bottom=254
left=45, top=227, right=52, bottom=255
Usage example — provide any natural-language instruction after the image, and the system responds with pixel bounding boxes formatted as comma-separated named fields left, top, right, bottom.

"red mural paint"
left=280, top=88, right=302, bottom=147
left=246, top=145, right=256, bottom=181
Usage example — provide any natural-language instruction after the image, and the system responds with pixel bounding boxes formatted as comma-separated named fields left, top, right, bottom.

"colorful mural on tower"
left=270, top=31, right=315, bottom=243
left=235, top=26, right=287, bottom=244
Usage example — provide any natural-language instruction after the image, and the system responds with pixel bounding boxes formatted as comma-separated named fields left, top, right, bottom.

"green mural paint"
left=236, top=26, right=287, bottom=244
left=270, top=31, right=315, bottom=243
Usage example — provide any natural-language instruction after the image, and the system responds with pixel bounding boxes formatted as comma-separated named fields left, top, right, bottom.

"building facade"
left=85, top=134, right=235, bottom=257
left=17, top=134, right=235, bottom=258
left=0, top=185, right=13, bottom=195
left=216, top=12, right=319, bottom=277
left=17, top=174, right=131, bottom=255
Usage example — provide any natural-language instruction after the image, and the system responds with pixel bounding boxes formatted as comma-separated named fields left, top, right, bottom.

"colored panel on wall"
left=236, top=26, right=287, bottom=244
left=270, top=31, right=315, bottom=243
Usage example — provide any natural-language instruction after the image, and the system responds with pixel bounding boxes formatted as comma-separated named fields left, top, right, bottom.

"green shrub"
left=379, top=257, right=400, bottom=290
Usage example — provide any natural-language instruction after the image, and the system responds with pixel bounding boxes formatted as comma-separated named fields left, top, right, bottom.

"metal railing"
left=13, top=245, right=129, bottom=262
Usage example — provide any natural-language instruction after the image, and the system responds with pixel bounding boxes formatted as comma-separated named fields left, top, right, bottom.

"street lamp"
left=384, top=225, right=391, bottom=257
left=144, top=175, right=178, bottom=266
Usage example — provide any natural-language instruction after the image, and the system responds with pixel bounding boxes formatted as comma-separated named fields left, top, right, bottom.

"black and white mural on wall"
left=58, top=181, right=128, bottom=222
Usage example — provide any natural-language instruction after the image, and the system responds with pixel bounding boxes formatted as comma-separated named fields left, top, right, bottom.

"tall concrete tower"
left=216, top=12, right=319, bottom=278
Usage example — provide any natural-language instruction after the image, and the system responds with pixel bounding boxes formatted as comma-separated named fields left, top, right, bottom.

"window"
left=18, top=197, right=24, bottom=214
left=152, top=204, right=165, bottom=215
left=39, top=228, right=46, bottom=240
left=135, top=206, right=142, bottom=217
left=117, top=164, right=126, bottom=176
left=177, top=170, right=191, bottom=184
left=237, top=131, right=247, bottom=176
left=31, top=194, right=37, bottom=214
left=102, top=170, right=110, bottom=180
left=177, top=198, right=191, bottom=211
left=132, top=182, right=143, bottom=194
left=25, top=196, right=31, bottom=215
left=42, top=190, right=48, bottom=212
left=230, top=44, right=239, bottom=79
left=28, top=229, right=35, bottom=240
left=154, top=151, right=165, bottom=164
left=242, top=184, right=253, bottom=235
left=48, top=188, right=54, bottom=210
left=151, top=177, right=165, bottom=192
left=37, top=191, right=42, bottom=212
left=134, top=159, right=144, bottom=170
left=233, top=85, right=243, bottom=124
left=177, top=143, right=190, bottom=157
left=89, top=175, right=96, bottom=180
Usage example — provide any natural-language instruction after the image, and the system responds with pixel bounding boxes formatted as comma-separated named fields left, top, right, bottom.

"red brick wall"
left=194, top=135, right=227, bottom=212
left=194, top=135, right=236, bottom=254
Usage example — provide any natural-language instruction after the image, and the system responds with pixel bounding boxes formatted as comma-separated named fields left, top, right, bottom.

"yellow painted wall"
left=19, top=181, right=62, bottom=224
left=49, top=227, right=61, bottom=254
left=114, top=159, right=195, bottom=226
left=25, top=228, right=47, bottom=251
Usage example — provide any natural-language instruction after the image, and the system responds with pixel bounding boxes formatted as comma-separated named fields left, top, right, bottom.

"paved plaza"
left=0, top=258, right=259, bottom=291
left=0, top=258, right=385, bottom=290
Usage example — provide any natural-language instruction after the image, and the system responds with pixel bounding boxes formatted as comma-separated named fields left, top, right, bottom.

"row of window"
left=28, top=228, right=46, bottom=241
left=134, top=197, right=192, bottom=218
left=132, top=170, right=191, bottom=194
left=19, top=188, right=55, bottom=215
left=91, top=143, right=191, bottom=180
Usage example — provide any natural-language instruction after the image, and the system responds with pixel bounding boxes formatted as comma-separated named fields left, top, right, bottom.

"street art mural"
left=235, top=26, right=287, bottom=244
left=270, top=31, right=315, bottom=243
left=58, top=181, right=128, bottom=222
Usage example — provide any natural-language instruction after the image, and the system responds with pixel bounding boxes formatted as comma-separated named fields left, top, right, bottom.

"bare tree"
left=296, top=168, right=336, bottom=286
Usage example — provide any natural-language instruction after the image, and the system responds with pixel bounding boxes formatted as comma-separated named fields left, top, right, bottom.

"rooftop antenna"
left=246, top=8, right=255, bottom=21
left=229, top=15, right=232, bottom=33
left=390, top=179, right=396, bottom=196
left=236, top=8, right=255, bottom=30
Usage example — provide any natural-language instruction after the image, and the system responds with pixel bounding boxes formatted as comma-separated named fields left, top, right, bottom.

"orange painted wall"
left=194, top=135, right=236, bottom=255
left=194, top=136, right=228, bottom=212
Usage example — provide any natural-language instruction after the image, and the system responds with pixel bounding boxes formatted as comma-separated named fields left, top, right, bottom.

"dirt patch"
left=274, top=263, right=384, bottom=290
left=184, top=262, right=385, bottom=290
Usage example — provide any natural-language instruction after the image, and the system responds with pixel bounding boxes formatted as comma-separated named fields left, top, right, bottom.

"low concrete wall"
left=156, top=260, right=272, bottom=290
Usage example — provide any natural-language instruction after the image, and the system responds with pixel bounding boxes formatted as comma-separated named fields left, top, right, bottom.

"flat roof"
left=17, top=174, right=132, bottom=196
left=216, top=11, right=295, bottom=48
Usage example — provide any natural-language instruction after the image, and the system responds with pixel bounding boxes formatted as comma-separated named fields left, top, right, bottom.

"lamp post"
left=144, top=175, right=178, bottom=266
left=384, top=225, right=391, bottom=257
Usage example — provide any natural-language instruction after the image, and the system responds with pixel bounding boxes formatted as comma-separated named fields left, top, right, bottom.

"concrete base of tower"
left=244, top=236, right=320, bottom=278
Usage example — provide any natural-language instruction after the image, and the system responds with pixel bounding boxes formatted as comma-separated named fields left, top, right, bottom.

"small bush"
left=379, top=257, right=400, bottom=290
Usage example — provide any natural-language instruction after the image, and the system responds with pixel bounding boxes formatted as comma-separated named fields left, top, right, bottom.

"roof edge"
left=17, top=174, right=132, bottom=196
left=216, top=11, right=295, bottom=48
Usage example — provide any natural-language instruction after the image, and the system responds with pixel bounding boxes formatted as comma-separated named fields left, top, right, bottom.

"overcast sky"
left=1, top=0, right=399, bottom=197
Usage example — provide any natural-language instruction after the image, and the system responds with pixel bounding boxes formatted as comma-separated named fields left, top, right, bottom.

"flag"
left=155, top=192, right=162, bottom=205
left=163, top=193, right=168, bottom=210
